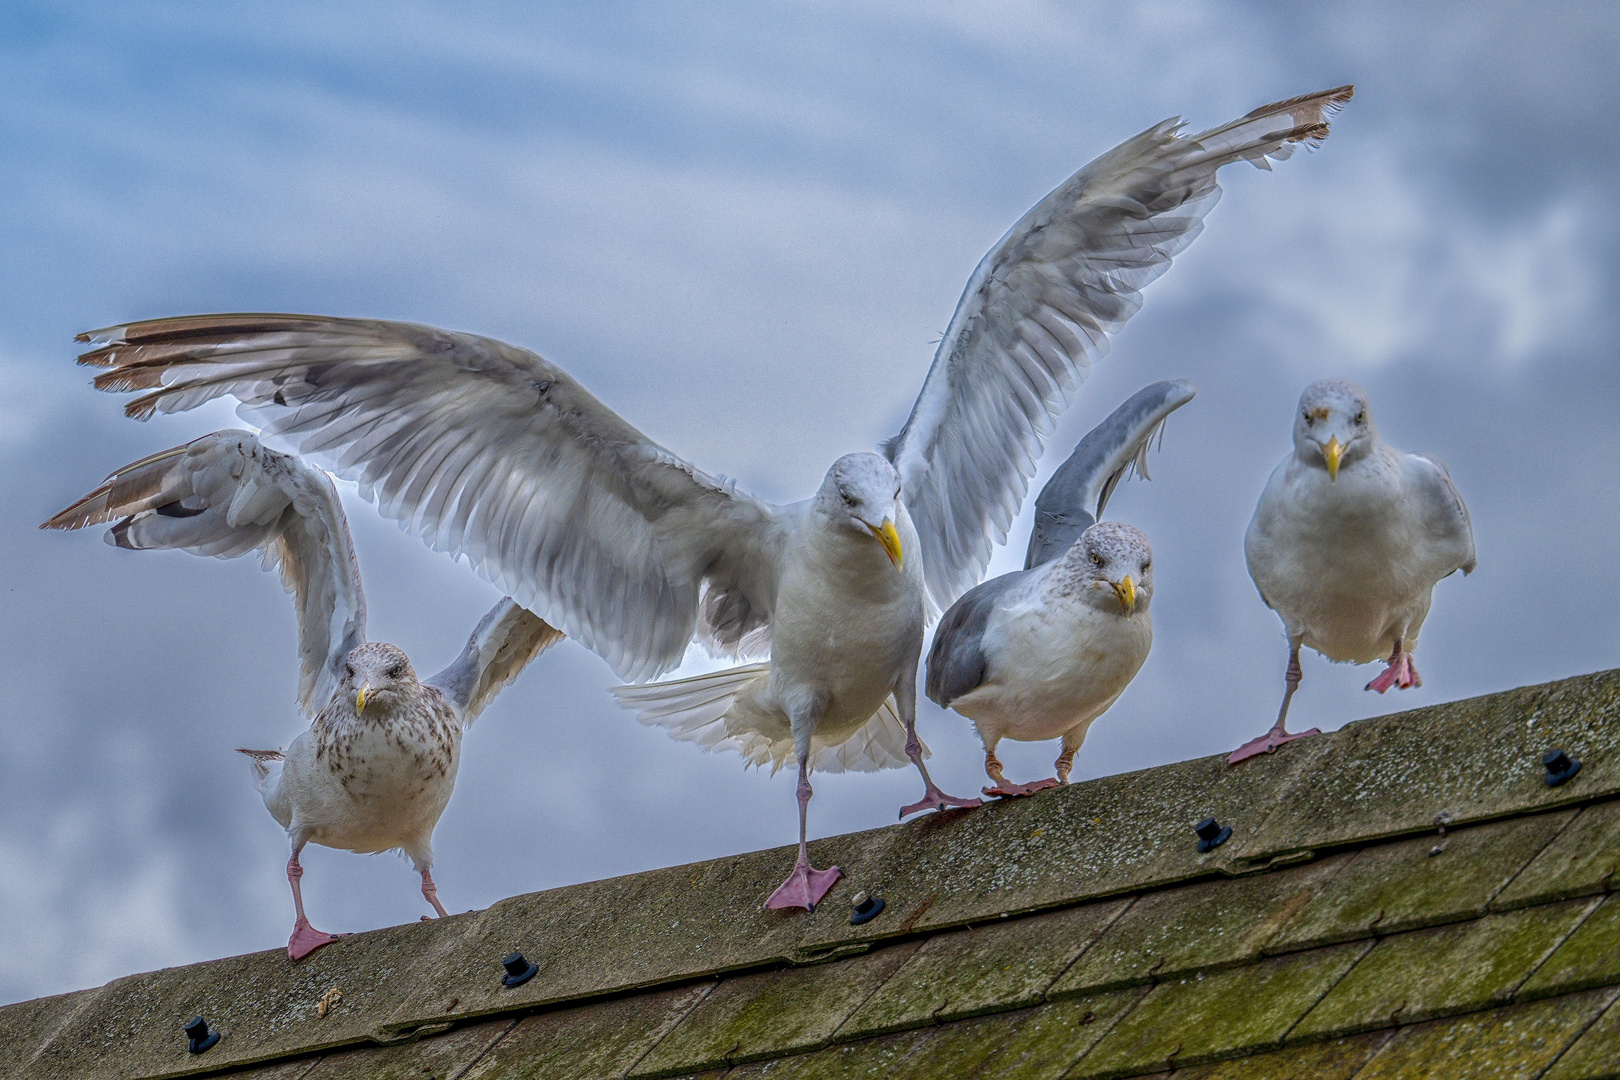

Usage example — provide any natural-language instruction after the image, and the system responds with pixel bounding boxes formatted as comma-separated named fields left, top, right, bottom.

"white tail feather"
left=611, top=664, right=923, bottom=775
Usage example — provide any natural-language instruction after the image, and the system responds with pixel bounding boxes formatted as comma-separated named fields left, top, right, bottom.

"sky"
left=2, top=2, right=1617, bottom=1005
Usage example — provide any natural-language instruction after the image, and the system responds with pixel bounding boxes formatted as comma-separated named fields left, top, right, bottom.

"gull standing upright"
left=1233, top=378, right=1476, bottom=765
left=927, top=380, right=1192, bottom=796
left=74, top=86, right=1352, bottom=910
left=43, top=431, right=561, bottom=958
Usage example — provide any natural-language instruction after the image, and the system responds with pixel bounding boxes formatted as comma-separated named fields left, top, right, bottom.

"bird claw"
left=766, top=858, right=841, bottom=912
left=982, top=778, right=1061, bottom=799
left=287, top=918, right=346, bottom=961
left=899, top=786, right=984, bottom=819
left=1366, top=654, right=1421, bottom=693
left=1227, top=726, right=1321, bottom=766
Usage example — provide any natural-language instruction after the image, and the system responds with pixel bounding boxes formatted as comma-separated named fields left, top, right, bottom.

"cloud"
left=3, top=1, right=1619, bottom=1005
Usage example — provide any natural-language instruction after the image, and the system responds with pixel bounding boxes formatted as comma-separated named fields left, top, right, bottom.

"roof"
left=7, top=667, right=1620, bottom=1079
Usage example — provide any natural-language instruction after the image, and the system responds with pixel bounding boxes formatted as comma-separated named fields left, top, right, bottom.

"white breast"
left=951, top=571, right=1153, bottom=747
left=1246, top=447, right=1457, bottom=664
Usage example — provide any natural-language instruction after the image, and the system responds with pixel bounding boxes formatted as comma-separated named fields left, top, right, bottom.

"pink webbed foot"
left=287, top=916, right=346, bottom=961
left=900, top=784, right=984, bottom=820
left=1228, top=725, right=1322, bottom=766
left=766, top=857, right=842, bottom=912
left=1366, top=653, right=1421, bottom=693
left=982, top=778, right=1061, bottom=799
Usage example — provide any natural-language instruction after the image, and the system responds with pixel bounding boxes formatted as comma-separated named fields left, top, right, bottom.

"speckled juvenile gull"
left=1234, top=378, right=1476, bottom=765
left=75, top=86, right=1352, bottom=910
left=927, top=380, right=1192, bottom=796
left=43, top=430, right=560, bottom=959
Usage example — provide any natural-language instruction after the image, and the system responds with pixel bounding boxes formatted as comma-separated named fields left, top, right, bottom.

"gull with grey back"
left=42, top=431, right=561, bottom=959
left=927, top=380, right=1191, bottom=796
left=74, top=86, right=1352, bottom=911
left=1233, top=378, right=1476, bottom=764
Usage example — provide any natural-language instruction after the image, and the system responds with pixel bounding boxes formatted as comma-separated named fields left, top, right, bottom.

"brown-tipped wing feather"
left=44, top=429, right=367, bottom=717
left=75, top=316, right=781, bottom=683
left=884, top=85, right=1352, bottom=611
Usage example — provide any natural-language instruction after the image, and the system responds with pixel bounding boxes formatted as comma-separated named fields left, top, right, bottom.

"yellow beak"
left=356, top=684, right=370, bottom=713
left=868, top=519, right=903, bottom=568
left=1112, top=575, right=1136, bottom=616
left=1323, top=435, right=1342, bottom=482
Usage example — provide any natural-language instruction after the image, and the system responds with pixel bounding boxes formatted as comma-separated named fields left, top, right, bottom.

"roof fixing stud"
left=1543, top=748, right=1583, bottom=787
left=850, top=891, right=886, bottom=926
left=183, top=1015, right=220, bottom=1055
left=1194, top=817, right=1232, bottom=853
left=501, top=951, right=538, bottom=988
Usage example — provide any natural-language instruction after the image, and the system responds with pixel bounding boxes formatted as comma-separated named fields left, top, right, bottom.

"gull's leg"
left=897, top=675, right=982, bottom=818
left=766, top=757, right=841, bottom=912
left=1366, top=639, right=1422, bottom=693
left=981, top=736, right=1060, bottom=799
left=1054, top=740, right=1079, bottom=785
left=286, top=841, right=343, bottom=961
left=419, top=866, right=450, bottom=919
left=1229, top=641, right=1321, bottom=765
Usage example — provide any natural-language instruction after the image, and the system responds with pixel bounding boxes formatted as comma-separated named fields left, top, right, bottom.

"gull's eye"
left=1303, top=411, right=1314, bottom=425
left=1091, top=551, right=1105, bottom=567
left=1142, top=560, right=1151, bottom=572
left=1354, top=410, right=1366, bottom=424
left=387, top=664, right=404, bottom=679
left=842, top=492, right=858, bottom=507
left=344, top=664, right=355, bottom=678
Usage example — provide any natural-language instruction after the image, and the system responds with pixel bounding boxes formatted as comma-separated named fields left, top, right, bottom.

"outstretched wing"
left=885, top=86, right=1353, bottom=609
left=1023, top=379, right=1197, bottom=568
left=427, top=598, right=564, bottom=725
left=42, top=430, right=365, bottom=717
left=77, top=315, right=783, bottom=681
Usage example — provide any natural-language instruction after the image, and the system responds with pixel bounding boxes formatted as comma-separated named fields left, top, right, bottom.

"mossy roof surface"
left=9, top=667, right=1620, bottom=1080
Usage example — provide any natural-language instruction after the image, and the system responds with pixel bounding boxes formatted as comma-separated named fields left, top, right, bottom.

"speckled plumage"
left=46, top=430, right=561, bottom=958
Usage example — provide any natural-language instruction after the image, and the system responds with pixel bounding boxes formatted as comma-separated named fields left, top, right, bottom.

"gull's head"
left=342, top=642, right=418, bottom=715
left=817, top=452, right=904, bottom=568
left=1293, top=378, right=1376, bottom=482
left=1064, top=521, right=1153, bottom=617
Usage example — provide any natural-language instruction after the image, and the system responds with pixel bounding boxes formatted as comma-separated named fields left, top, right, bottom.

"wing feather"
left=77, top=315, right=782, bottom=681
left=426, top=598, right=563, bottom=724
left=886, top=86, right=1353, bottom=609
left=42, top=430, right=365, bottom=716
left=1023, top=379, right=1197, bottom=568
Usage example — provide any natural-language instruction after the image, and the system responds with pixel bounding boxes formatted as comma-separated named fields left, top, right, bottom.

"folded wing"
left=42, top=429, right=365, bottom=716
left=427, top=598, right=564, bottom=724
left=77, top=315, right=782, bottom=681
left=885, top=86, right=1353, bottom=610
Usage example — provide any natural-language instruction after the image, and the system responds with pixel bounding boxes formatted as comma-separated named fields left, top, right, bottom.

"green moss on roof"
left=9, top=667, right=1620, bottom=1079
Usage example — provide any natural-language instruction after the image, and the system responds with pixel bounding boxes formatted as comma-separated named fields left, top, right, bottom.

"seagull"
left=1233, top=378, right=1476, bottom=765
left=73, top=86, right=1351, bottom=911
left=926, top=380, right=1192, bottom=796
left=42, top=430, right=561, bottom=959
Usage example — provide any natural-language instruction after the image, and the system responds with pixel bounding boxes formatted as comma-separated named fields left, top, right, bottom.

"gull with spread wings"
left=75, top=86, right=1352, bottom=911
left=44, top=431, right=561, bottom=959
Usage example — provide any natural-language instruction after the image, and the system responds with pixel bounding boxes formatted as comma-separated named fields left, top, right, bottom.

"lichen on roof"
left=7, top=668, right=1620, bottom=1079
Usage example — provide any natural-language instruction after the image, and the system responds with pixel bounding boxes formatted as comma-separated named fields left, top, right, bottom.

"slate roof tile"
left=1292, top=899, right=1598, bottom=1040
left=11, top=669, right=1620, bottom=1079
left=1067, top=941, right=1371, bottom=1076
left=1495, top=800, right=1620, bottom=911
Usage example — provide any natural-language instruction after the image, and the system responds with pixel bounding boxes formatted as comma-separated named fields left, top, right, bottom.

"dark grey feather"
left=1023, top=380, right=1195, bottom=569
left=925, top=572, right=1025, bottom=709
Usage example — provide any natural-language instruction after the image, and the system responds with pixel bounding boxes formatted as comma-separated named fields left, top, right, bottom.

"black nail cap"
left=183, top=1015, right=220, bottom=1055
left=1543, top=748, right=1583, bottom=787
left=501, top=951, right=539, bottom=988
left=1195, top=817, right=1232, bottom=853
left=850, top=894, right=886, bottom=926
